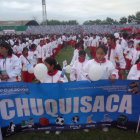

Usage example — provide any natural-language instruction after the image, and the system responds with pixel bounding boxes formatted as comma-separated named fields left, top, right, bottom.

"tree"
left=113, top=20, right=119, bottom=25
left=68, top=20, right=79, bottom=25
left=135, top=11, right=140, bottom=24
left=128, top=15, right=136, bottom=24
left=94, top=19, right=102, bottom=24
left=83, top=20, right=94, bottom=25
left=119, top=17, right=127, bottom=24
left=83, top=18, right=119, bottom=25
left=105, top=17, right=114, bottom=24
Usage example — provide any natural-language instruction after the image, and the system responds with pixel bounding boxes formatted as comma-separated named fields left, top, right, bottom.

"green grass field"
left=3, top=46, right=140, bottom=140
left=3, top=128, right=140, bottom=140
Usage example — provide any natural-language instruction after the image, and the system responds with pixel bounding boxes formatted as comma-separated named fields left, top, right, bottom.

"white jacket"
left=70, top=49, right=89, bottom=66
left=121, top=38, right=128, bottom=50
left=91, top=38, right=97, bottom=47
left=129, top=49, right=140, bottom=65
left=40, top=70, right=68, bottom=83
left=106, top=43, right=126, bottom=69
left=127, top=63, right=140, bottom=80
left=84, top=58, right=118, bottom=79
left=13, top=45, right=23, bottom=54
left=28, top=50, right=39, bottom=66
left=70, top=59, right=88, bottom=81
left=45, top=43, right=52, bottom=57
left=19, top=53, right=37, bottom=71
left=134, top=39, right=140, bottom=48
left=0, top=54, right=21, bottom=82
left=36, top=45, right=46, bottom=60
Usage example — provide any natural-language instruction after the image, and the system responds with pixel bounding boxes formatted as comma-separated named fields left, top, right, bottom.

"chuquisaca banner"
left=0, top=80, right=140, bottom=137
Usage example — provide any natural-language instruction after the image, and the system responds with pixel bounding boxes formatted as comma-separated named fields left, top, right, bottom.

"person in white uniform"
left=127, top=56, right=140, bottom=80
left=0, top=41, right=21, bottom=82
left=84, top=45, right=118, bottom=82
left=107, top=35, right=126, bottom=79
left=70, top=50, right=88, bottom=81
left=40, top=57, right=68, bottom=135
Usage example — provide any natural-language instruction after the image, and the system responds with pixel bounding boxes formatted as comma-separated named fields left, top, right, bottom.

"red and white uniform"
left=84, top=58, right=118, bottom=79
left=106, top=43, right=126, bottom=70
left=130, top=48, right=140, bottom=65
left=0, top=54, right=21, bottom=82
left=19, top=54, right=31, bottom=71
left=19, top=54, right=34, bottom=83
left=121, top=38, right=128, bottom=51
left=127, top=63, right=140, bottom=80
left=90, top=38, right=97, bottom=58
left=83, top=36, right=89, bottom=50
left=102, top=37, right=107, bottom=45
left=33, top=39, right=40, bottom=45
left=20, top=43, right=26, bottom=49
left=36, top=44, right=46, bottom=63
left=28, top=49, right=39, bottom=66
left=96, top=35, right=100, bottom=47
left=51, top=40, right=58, bottom=57
left=13, top=44, right=23, bottom=57
left=62, top=35, right=67, bottom=42
left=70, top=58, right=88, bottom=81
left=44, top=43, right=51, bottom=58
left=70, top=49, right=89, bottom=66
left=57, top=37, right=63, bottom=53
left=134, top=39, right=140, bottom=49
left=9, top=39, right=14, bottom=46
left=40, top=70, right=68, bottom=83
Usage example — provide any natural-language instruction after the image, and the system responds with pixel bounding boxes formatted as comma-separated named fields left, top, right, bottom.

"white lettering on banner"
left=59, top=98, right=72, bottom=114
left=92, top=96, right=104, bottom=112
left=119, top=95, right=132, bottom=114
left=30, top=99, right=44, bottom=116
left=15, top=98, right=30, bottom=117
left=44, top=99, right=58, bottom=117
left=0, top=99, right=15, bottom=120
left=0, top=95, right=132, bottom=120
left=80, top=96, right=92, bottom=113
left=73, top=97, right=79, bottom=113
left=106, top=95, right=119, bottom=112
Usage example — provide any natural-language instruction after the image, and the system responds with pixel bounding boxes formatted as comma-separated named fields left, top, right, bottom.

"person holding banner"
left=0, top=41, right=21, bottom=82
left=84, top=45, right=118, bottom=83
left=84, top=44, right=118, bottom=132
left=40, top=57, right=68, bottom=135
left=41, top=57, right=68, bottom=83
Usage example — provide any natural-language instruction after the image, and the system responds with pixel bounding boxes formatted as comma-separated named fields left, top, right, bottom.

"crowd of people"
left=0, top=29, right=140, bottom=84
left=0, top=27, right=140, bottom=134
left=26, top=25, right=140, bottom=35
left=0, top=28, right=140, bottom=84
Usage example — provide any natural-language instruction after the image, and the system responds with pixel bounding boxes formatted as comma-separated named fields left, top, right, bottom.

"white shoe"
left=45, top=131, right=50, bottom=134
left=55, top=131, right=61, bottom=135
left=102, top=127, right=109, bottom=132
left=84, top=129, right=89, bottom=132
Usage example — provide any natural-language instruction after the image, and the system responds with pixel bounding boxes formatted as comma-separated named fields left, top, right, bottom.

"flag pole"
left=0, top=128, right=3, bottom=140
left=136, top=115, right=140, bottom=133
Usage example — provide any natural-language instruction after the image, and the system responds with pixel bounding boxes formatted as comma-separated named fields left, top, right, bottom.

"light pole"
left=42, top=0, right=47, bottom=25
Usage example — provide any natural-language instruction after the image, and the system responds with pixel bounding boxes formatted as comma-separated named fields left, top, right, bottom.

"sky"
left=0, top=0, right=139, bottom=24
